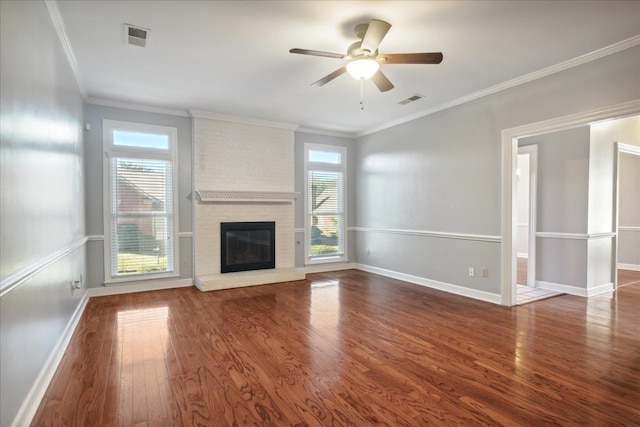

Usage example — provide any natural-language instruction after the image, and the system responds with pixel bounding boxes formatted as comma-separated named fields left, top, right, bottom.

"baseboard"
left=11, top=292, right=90, bottom=427
left=536, top=280, right=614, bottom=297
left=355, top=263, right=502, bottom=305
left=88, top=278, right=193, bottom=297
left=517, top=253, right=529, bottom=259
left=618, top=263, right=640, bottom=272
left=303, top=262, right=358, bottom=274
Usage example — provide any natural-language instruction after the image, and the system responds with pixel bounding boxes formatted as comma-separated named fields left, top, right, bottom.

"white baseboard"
left=517, top=253, right=529, bottom=259
left=618, top=263, right=640, bottom=272
left=536, top=280, right=614, bottom=297
left=11, top=292, right=90, bottom=427
left=88, top=278, right=193, bottom=297
left=303, top=262, right=358, bottom=274
left=355, top=263, right=502, bottom=305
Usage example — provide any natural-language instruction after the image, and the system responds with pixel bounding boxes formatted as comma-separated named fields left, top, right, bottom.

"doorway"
left=501, top=100, right=640, bottom=306
left=615, top=143, right=640, bottom=289
left=514, top=144, right=560, bottom=304
left=516, top=146, right=536, bottom=287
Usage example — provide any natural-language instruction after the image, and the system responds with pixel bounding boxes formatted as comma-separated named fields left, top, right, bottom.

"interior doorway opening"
left=501, top=100, right=640, bottom=306
left=615, top=143, right=640, bottom=290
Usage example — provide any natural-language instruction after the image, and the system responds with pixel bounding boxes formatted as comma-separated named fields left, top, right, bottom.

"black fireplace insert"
left=220, top=221, right=275, bottom=273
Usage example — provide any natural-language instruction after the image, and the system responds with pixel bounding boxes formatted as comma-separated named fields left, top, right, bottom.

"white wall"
left=0, top=1, right=86, bottom=425
left=354, top=44, right=640, bottom=301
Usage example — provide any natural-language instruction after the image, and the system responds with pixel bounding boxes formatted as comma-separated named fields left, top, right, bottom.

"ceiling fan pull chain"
left=360, top=79, right=365, bottom=110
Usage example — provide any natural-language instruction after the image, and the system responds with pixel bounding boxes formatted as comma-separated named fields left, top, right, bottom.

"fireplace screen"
left=221, top=221, right=275, bottom=273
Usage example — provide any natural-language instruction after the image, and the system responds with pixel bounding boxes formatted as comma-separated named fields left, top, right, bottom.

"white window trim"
left=304, top=143, right=348, bottom=265
left=102, top=119, right=180, bottom=284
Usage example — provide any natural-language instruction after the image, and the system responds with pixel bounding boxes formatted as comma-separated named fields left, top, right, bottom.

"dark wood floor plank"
left=31, top=270, right=640, bottom=426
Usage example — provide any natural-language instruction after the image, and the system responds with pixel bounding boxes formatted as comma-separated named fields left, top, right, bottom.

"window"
left=304, top=143, right=347, bottom=264
left=103, top=120, right=178, bottom=282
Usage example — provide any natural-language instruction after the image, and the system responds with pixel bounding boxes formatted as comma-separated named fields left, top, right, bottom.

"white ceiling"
left=55, top=1, right=640, bottom=136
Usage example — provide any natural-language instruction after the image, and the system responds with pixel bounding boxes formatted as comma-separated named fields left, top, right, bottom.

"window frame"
left=102, top=119, right=180, bottom=283
left=304, top=143, right=348, bottom=265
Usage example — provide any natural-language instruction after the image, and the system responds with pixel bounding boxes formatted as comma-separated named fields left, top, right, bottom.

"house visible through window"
left=103, top=120, right=178, bottom=281
left=305, top=143, right=347, bottom=263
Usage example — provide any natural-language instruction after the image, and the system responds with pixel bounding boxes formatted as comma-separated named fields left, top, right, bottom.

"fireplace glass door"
left=221, top=221, right=275, bottom=273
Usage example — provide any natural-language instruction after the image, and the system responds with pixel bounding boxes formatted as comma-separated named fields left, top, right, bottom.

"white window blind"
left=110, top=158, right=174, bottom=276
left=308, top=170, right=345, bottom=257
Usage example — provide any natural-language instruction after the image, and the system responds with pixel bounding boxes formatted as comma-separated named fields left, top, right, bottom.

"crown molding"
left=189, top=110, right=298, bottom=130
left=356, top=35, right=640, bottom=138
left=295, top=126, right=356, bottom=139
left=44, top=0, right=87, bottom=99
left=86, top=97, right=190, bottom=117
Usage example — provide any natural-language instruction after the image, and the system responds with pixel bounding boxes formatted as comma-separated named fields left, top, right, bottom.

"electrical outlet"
left=70, top=280, right=81, bottom=296
left=367, top=249, right=371, bottom=256
left=481, top=268, right=489, bottom=278
left=468, top=267, right=475, bottom=277
left=182, top=259, right=188, bottom=267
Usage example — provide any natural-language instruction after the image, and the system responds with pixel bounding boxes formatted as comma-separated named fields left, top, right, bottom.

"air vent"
left=125, top=24, right=149, bottom=48
left=399, top=94, right=424, bottom=105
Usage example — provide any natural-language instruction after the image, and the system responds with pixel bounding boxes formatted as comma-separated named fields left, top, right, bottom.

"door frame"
left=501, top=99, right=640, bottom=306
left=517, top=145, right=538, bottom=289
left=613, top=142, right=640, bottom=289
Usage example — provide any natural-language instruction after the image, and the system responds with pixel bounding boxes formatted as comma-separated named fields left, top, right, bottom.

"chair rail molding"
left=351, top=226, right=501, bottom=243
left=0, top=236, right=88, bottom=298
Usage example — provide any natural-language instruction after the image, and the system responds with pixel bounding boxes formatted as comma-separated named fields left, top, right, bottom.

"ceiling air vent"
left=399, top=94, right=424, bottom=105
left=125, top=24, right=149, bottom=48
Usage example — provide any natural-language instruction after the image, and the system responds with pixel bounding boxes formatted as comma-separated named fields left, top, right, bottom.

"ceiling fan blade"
left=312, top=66, right=347, bottom=87
left=378, top=52, right=443, bottom=64
left=360, top=19, right=391, bottom=54
left=289, top=48, right=345, bottom=59
left=371, top=70, right=394, bottom=92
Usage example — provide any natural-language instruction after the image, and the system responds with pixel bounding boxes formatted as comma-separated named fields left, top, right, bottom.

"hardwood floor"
left=516, top=256, right=528, bottom=286
left=32, top=270, right=640, bottom=426
left=619, top=268, right=640, bottom=287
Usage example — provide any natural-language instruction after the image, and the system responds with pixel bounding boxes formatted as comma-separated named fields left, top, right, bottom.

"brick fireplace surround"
left=193, top=116, right=305, bottom=291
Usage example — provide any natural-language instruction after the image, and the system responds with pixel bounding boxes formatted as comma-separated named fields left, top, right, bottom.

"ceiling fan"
left=290, top=19, right=443, bottom=92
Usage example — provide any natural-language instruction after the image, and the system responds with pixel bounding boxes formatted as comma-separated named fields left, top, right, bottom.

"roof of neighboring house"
left=117, top=167, right=166, bottom=205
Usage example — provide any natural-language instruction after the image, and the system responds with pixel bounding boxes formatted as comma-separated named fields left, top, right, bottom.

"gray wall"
left=521, top=127, right=590, bottom=234
left=354, top=44, right=640, bottom=296
left=294, top=132, right=356, bottom=267
left=0, top=1, right=86, bottom=425
left=516, top=153, right=530, bottom=256
left=619, top=153, right=640, bottom=267
left=520, top=127, right=590, bottom=287
left=83, top=104, right=193, bottom=287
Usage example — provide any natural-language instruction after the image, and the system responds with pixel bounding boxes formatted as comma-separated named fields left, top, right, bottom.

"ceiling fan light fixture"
left=346, top=58, right=380, bottom=80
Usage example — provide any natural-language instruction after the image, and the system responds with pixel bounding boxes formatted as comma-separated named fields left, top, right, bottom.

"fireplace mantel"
left=195, top=190, right=298, bottom=204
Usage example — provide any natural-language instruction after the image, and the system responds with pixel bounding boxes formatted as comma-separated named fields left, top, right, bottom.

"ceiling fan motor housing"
left=347, top=41, right=376, bottom=59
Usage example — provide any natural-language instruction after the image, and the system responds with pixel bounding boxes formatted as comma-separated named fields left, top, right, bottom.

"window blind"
left=110, top=157, right=174, bottom=276
left=308, top=170, right=345, bottom=257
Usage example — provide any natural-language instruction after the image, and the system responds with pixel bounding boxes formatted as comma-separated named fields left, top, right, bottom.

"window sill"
left=305, top=255, right=348, bottom=265
left=104, top=272, right=180, bottom=285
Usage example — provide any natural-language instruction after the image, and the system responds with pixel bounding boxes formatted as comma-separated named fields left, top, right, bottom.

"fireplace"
left=221, top=221, right=276, bottom=273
